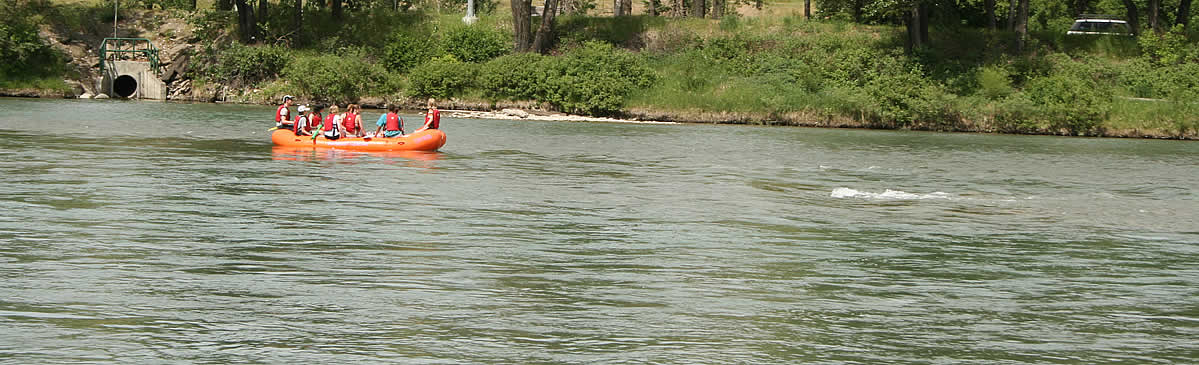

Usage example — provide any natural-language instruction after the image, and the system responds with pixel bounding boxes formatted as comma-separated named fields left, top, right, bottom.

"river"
left=1, top=98, right=1196, bottom=363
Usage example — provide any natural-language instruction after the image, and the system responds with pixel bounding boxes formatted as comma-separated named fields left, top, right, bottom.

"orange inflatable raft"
left=271, top=129, right=447, bottom=152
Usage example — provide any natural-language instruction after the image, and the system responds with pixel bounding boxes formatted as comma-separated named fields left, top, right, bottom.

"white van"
left=1067, top=18, right=1133, bottom=36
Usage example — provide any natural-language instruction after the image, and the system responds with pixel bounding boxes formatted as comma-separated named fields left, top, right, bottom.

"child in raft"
left=292, top=105, right=312, bottom=136
left=322, top=105, right=343, bottom=140
left=373, top=104, right=405, bottom=138
left=342, top=104, right=364, bottom=137
left=413, top=98, right=441, bottom=133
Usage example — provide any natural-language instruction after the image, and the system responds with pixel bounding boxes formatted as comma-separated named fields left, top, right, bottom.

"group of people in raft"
left=273, top=95, right=441, bottom=140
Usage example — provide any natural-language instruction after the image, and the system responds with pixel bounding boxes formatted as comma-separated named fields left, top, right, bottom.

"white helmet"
left=297, top=105, right=309, bottom=113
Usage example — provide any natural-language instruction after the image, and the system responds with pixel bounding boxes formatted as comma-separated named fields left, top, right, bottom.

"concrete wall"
left=99, top=60, right=167, bottom=100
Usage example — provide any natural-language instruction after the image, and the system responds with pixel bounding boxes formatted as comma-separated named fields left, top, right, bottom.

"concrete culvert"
left=113, top=75, right=138, bottom=98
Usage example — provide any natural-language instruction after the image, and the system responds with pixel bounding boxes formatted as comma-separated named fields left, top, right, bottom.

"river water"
left=0, top=98, right=1196, bottom=363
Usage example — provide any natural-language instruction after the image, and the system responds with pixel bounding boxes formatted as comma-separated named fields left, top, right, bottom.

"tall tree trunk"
left=531, top=0, right=559, bottom=53
left=258, top=0, right=268, bottom=26
left=621, top=0, right=632, bottom=15
left=333, top=0, right=343, bottom=19
left=985, top=0, right=996, bottom=29
left=218, top=0, right=234, bottom=11
left=192, top=0, right=198, bottom=10
left=1179, top=0, right=1193, bottom=32
left=1122, top=0, right=1140, bottom=36
left=919, top=1, right=929, bottom=44
left=512, top=0, right=533, bottom=51
left=1148, top=0, right=1160, bottom=34
left=691, top=0, right=705, bottom=18
left=649, top=0, right=659, bottom=16
left=293, top=0, right=303, bottom=44
left=851, top=0, right=863, bottom=23
left=1007, top=0, right=1016, bottom=31
left=804, top=0, right=810, bottom=19
left=1015, top=0, right=1028, bottom=52
left=613, top=0, right=621, bottom=16
left=906, top=4, right=922, bottom=51
left=674, top=0, right=685, bottom=16
left=712, top=0, right=724, bottom=18
left=235, top=0, right=257, bottom=43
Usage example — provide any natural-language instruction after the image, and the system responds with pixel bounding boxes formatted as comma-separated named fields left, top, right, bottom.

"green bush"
left=544, top=41, right=656, bottom=115
left=383, top=30, right=439, bottom=73
left=1023, top=73, right=1110, bottom=134
left=282, top=51, right=391, bottom=102
left=1139, top=25, right=1194, bottom=66
left=409, top=55, right=477, bottom=98
left=858, top=69, right=955, bottom=126
left=977, top=65, right=1014, bottom=100
left=0, top=5, right=65, bottom=79
left=441, top=26, right=510, bottom=63
left=478, top=53, right=554, bottom=101
left=202, top=44, right=291, bottom=86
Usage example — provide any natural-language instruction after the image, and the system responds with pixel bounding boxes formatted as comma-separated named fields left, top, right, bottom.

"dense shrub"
left=859, top=69, right=955, bottom=126
left=0, top=7, right=65, bottom=78
left=543, top=41, right=656, bottom=115
left=383, top=30, right=439, bottom=73
left=409, top=55, right=477, bottom=98
left=282, top=51, right=391, bottom=102
left=202, top=44, right=291, bottom=86
left=441, top=26, right=510, bottom=63
left=1023, top=73, right=1110, bottom=134
left=977, top=66, right=1014, bottom=100
left=478, top=53, right=554, bottom=101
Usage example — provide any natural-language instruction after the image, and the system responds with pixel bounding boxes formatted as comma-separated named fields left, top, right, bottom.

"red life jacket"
left=276, top=105, right=289, bottom=122
left=293, top=115, right=308, bottom=134
left=342, top=114, right=359, bottom=133
left=322, top=113, right=337, bottom=131
left=311, top=114, right=323, bottom=130
left=385, top=112, right=401, bottom=132
left=426, top=109, right=440, bottom=129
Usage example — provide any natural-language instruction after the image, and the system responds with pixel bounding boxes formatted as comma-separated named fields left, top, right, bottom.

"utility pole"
left=113, top=0, right=118, bottom=38
left=463, top=0, right=478, bottom=23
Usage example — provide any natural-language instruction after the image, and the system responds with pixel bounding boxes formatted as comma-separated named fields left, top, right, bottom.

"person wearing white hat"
left=276, top=95, right=295, bottom=129
left=293, top=104, right=312, bottom=136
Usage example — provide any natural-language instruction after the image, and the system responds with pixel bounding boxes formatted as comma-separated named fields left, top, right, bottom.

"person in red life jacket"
left=275, top=95, right=294, bottom=129
left=292, top=105, right=312, bottom=136
left=414, top=98, right=441, bottom=133
left=342, top=104, right=363, bottom=137
left=309, top=105, right=325, bottom=135
left=373, top=104, right=405, bottom=138
left=322, top=105, right=343, bottom=140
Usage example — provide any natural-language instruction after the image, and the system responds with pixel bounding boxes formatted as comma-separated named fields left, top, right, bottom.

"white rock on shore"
left=79, top=92, right=93, bottom=99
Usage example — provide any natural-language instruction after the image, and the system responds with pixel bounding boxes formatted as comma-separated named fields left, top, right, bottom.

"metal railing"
left=99, top=38, right=162, bottom=75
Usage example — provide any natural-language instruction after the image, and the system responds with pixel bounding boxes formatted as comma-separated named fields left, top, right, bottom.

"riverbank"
left=6, top=2, right=1199, bottom=140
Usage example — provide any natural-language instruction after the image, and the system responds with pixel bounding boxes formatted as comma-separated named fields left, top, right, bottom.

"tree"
left=1180, top=0, right=1193, bottom=32
left=984, top=0, right=996, bottom=29
left=294, top=0, right=303, bottom=44
left=258, top=0, right=268, bottom=29
left=1148, top=0, right=1161, bottom=34
left=905, top=1, right=929, bottom=50
left=512, top=0, right=533, bottom=51
left=1071, top=0, right=1090, bottom=16
left=333, top=0, right=343, bottom=19
left=235, top=0, right=258, bottom=43
left=1121, top=0, right=1140, bottom=36
left=218, top=0, right=233, bottom=11
left=713, top=0, right=724, bottom=18
left=1014, top=0, right=1028, bottom=52
left=805, top=0, right=811, bottom=19
left=531, top=0, right=560, bottom=53
left=691, top=0, right=705, bottom=17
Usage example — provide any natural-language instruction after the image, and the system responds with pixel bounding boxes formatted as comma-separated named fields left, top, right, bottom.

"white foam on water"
left=830, top=187, right=953, bottom=200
